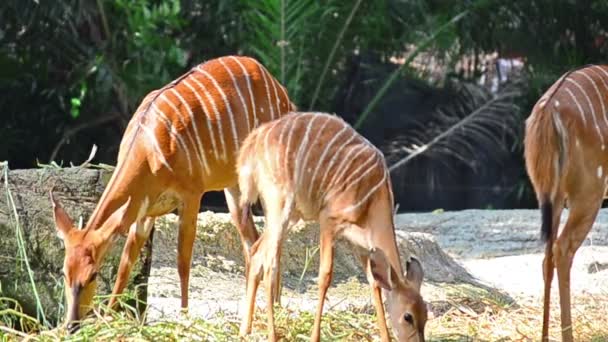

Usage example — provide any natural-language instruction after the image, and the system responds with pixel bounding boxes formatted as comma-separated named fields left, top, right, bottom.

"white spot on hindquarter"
left=555, top=100, right=560, bottom=107
left=598, top=166, right=603, bottom=179
left=576, top=139, right=580, bottom=147
left=260, top=107, right=264, bottom=113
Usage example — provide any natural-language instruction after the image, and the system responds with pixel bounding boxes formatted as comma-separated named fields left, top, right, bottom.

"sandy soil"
left=145, top=209, right=608, bottom=323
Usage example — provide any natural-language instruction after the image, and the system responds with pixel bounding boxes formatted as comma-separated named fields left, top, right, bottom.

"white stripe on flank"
left=197, top=66, right=240, bottom=156
left=170, top=86, right=215, bottom=169
left=325, top=150, right=378, bottom=201
left=588, top=67, right=608, bottom=121
left=297, top=116, right=332, bottom=195
left=219, top=58, right=251, bottom=133
left=315, top=143, right=367, bottom=207
left=564, top=87, right=588, bottom=127
left=275, top=119, right=291, bottom=173
left=576, top=70, right=608, bottom=129
left=263, top=121, right=282, bottom=183
left=307, top=123, right=351, bottom=199
left=277, top=85, right=289, bottom=112
left=566, top=78, right=604, bottom=145
left=259, top=65, right=281, bottom=117
left=341, top=167, right=387, bottom=213
left=256, top=61, right=275, bottom=120
left=592, top=65, right=608, bottom=83
left=185, top=77, right=225, bottom=160
left=190, top=73, right=227, bottom=160
left=294, top=115, right=320, bottom=191
left=229, top=56, right=258, bottom=129
left=284, top=115, right=305, bottom=188
left=151, top=103, right=193, bottom=175
left=138, top=122, right=173, bottom=172
left=308, top=124, right=355, bottom=197
left=160, top=94, right=209, bottom=174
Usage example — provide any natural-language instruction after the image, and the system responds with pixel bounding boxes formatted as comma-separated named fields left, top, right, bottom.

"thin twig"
left=49, top=113, right=119, bottom=163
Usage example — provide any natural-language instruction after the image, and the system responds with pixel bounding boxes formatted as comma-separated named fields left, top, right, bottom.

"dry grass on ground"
left=1, top=288, right=607, bottom=341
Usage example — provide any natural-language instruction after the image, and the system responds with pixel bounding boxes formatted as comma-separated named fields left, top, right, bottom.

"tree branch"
left=49, top=113, right=121, bottom=163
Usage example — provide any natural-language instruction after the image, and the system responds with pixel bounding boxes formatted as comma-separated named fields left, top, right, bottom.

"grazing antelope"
left=50, top=55, right=295, bottom=332
left=525, top=64, right=608, bottom=341
left=237, top=112, right=427, bottom=342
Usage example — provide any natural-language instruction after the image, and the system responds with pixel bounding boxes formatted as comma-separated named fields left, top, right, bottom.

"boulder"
left=0, top=166, right=152, bottom=326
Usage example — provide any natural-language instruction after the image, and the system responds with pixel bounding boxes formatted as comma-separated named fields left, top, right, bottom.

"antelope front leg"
left=177, top=195, right=202, bottom=311
left=109, top=218, right=155, bottom=308
left=311, top=228, right=335, bottom=342
left=360, top=254, right=391, bottom=342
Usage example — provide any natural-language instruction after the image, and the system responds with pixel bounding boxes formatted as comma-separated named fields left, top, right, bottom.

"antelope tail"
left=524, top=102, right=568, bottom=243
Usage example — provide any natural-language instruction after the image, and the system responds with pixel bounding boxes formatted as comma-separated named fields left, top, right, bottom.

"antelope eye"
left=404, top=313, right=414, bottom=324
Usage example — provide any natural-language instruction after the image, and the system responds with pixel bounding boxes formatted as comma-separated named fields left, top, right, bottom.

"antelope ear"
left=95, top=198, right=132, bottom=243
left=369, top=248, right=400, bottom=290
left=50, top=191, right=74, bottom=240
left=405, top=256, right=424, bottom=292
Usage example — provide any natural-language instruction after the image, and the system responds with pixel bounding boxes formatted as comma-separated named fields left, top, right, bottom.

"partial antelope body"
left=237, top=112, right=427, bottom=342
left=50, top=55, right=295, bottom=331
left=525, top=64, right=608, bottom=342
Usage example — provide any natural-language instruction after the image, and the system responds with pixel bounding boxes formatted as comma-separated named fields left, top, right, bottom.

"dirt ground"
left=145, top=209, right=608, bottom=339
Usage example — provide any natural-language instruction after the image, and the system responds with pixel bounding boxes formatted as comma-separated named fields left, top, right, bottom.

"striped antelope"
left=237, top=112, right=427, bottom=342
left=525, top=64, right=608, bottom=342
left=50, top=55, right=295, bottom=332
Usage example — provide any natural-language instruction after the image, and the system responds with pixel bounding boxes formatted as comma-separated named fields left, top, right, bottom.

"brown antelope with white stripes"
left=525, top=64, right=608, bottom=342
left=237, top=112, right=427, bottom=342
left=50, top=55, right=295, bottom=332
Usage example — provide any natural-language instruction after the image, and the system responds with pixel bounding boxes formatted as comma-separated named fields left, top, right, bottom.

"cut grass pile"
left=1, top=286, right=607, bottom=341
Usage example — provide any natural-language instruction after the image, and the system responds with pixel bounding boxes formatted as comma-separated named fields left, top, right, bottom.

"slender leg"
left=224, top=187, right=259, bottom=275
left=109, top=218, right=155, bottom=308
left=553, top=195, right=600, bottom=342
left=360, top=254, right=391, bottom=342
left=311, top=228, right=335, bottom=342
left=542, top=198, right=564, bottom=341
left=177, top=194, right=202, bottom=311
left=262, top=215, right=288, bottom=342
left=240, top=237, right=264, bottom=336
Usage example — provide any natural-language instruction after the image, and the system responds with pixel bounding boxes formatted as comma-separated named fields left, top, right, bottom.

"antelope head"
left=50, top=191, right=130, bottom=332
left=369, top=249, right=427, bottom=341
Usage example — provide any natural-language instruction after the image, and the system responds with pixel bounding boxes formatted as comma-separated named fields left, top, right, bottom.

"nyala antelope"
left=237, top=112, right=427, bottom=342
left=50, top=55, right=295, bottom=332
left=525, top=64, right=608, bottom=342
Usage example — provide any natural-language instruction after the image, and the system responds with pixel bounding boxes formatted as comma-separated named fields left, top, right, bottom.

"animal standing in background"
left=525, top=64, right=608, bottom=342
left=237, top=112, right=427, bottom=342
left=50, top=55, right=295, bottom=331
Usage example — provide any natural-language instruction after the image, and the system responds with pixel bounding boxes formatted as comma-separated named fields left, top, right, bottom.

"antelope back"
left=119, top=56, right=295, bottom=191
left=526, top=64, right=608, bottom=200
left=238, top=112, right=389, bottom=221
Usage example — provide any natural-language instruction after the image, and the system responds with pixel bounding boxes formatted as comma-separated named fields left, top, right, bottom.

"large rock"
left=395, top=209, right=608, bottom=259
left=0, top=166, right=151, bottom=326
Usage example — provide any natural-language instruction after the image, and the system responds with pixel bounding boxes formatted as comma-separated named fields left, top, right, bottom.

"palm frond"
left=386, top=79, right=523, bottom=174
